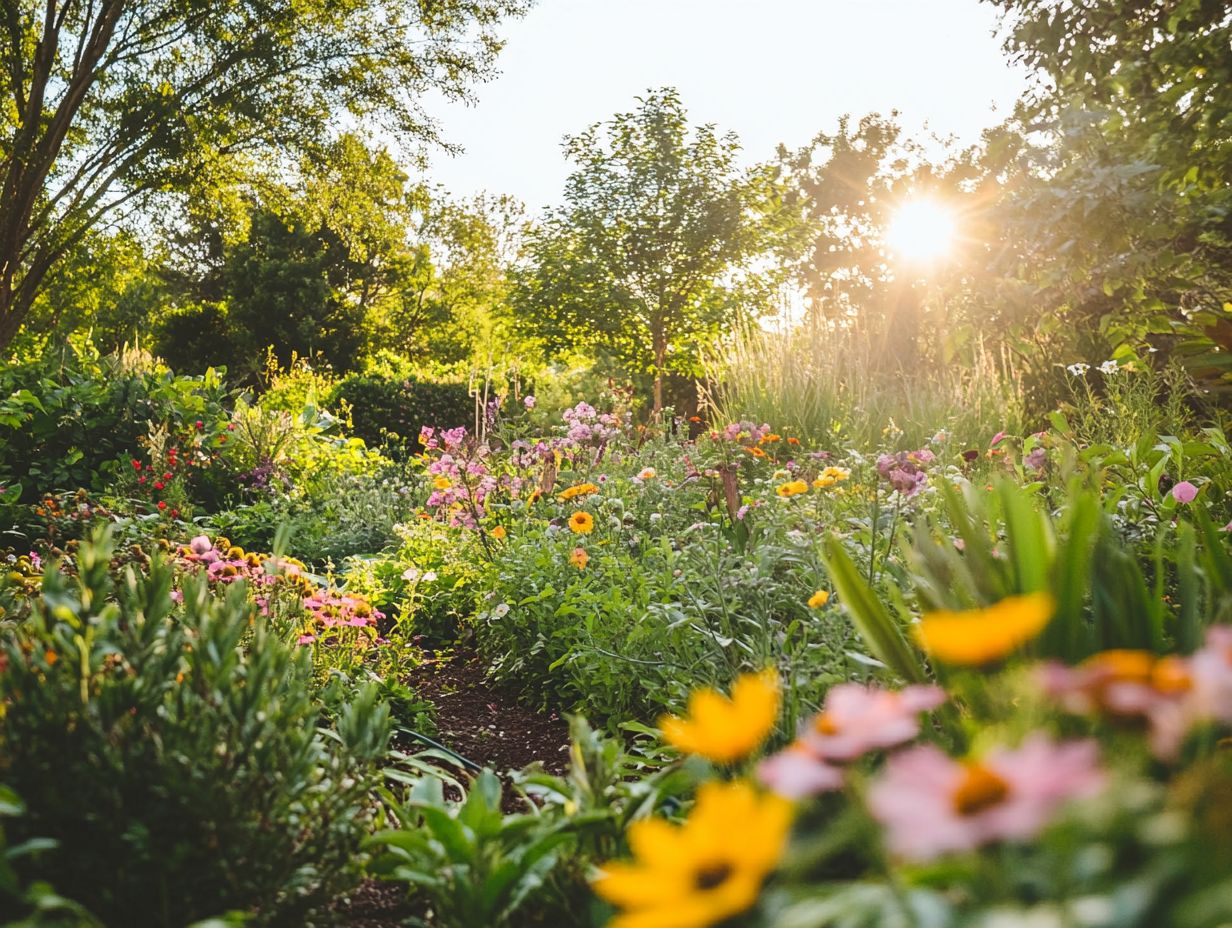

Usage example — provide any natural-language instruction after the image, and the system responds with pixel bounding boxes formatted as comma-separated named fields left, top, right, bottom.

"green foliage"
left=0, top=0, right=532, bottom=350
left=0, top=348, right=230, bottom=506
left=514, top=87, right=800, bottom=412
left=368, top=717, right=689, bottom=928
left=0, top=528, right=391, bottom=926
left=331, top=374, right=474, bottom=454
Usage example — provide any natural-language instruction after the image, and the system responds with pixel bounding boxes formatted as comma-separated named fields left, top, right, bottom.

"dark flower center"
left=693, top=861, right=733, bottom=891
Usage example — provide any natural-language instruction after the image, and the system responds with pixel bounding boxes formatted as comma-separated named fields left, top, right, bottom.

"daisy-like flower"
left=568, top=511, right=595, bottom=534
left=1038, top=649, right=1191, bottom=718
left=660, top=670, right=780, bottom=764
left=801, top=683, right=946, bottom=761
left=807, top=590, right=830, bottom=609
left=775, top=480, right=808, bottom=498
left=868, top=735, right=1106, bottom=861
left=914, top=592, right=1055, bottom=665
left=638, top=467, right=657, bottom=480
left=560, top=482, right=599, bottom=501
left=592, top=781, right=793, bottom=928
left=757, top=742, right=844, bottom=799
left=569, top=547, right=589, bottom=570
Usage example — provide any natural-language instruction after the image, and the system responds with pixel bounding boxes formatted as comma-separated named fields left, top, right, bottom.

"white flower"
left=1066, top=363, right=1090, bottom=376
left=492, top=603, right=510, bottom=619
left=422, top=571, right=438, bottom=583
left=1098, top=359, right=1120, bottom=375
left=401, top=567, right=420, bottom=582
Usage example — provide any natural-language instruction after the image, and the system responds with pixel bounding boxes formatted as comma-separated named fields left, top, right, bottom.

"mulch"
left=333, top=647, right=572, bottom=926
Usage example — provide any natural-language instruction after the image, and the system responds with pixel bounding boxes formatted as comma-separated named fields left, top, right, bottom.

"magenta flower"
left=800, top=684, right=946, bottom=761
left=868, top=735, right=1106, bottom=861
left=1171, top=481, right=1198, bottom=504
left=757, top=744, right=844, bottom=799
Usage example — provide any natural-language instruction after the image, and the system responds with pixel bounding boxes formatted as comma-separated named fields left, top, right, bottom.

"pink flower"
left=189, top=535, right=213, bottom=556
left=1171, top=481, right=1198, bottom=503
left=1188, top=626, right=1232, bottom=723
left=524, top=395, right=536, bottom=409
left=990, top=431, right=1008, bottom=448
left=800, top=684, right=946, bottom=761
left=757, top=744, right=844, bottom=799
left=868, top=735, right=1106, bottom=861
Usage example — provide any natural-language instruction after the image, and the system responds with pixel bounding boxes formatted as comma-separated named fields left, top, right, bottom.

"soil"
left=401, top=648, right=572, bottom=778
left=333, top=648, right=572, bottom=926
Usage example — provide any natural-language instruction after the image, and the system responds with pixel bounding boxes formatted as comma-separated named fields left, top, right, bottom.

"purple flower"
left=1171, top=481, right=1198, bottom=504
left=524, top=395, right=536, bottom=409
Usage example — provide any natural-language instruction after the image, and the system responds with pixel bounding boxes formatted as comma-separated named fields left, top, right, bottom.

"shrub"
left=0, top=528, right=390, bottom=927
left=330, top=374, right=472, bottom=454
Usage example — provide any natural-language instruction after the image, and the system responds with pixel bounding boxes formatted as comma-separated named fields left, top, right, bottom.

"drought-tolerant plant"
left=0, top=528, right=391, bottom=927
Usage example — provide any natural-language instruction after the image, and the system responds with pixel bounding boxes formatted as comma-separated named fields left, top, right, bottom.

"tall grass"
left=701, top=316, right=1024, bottom=450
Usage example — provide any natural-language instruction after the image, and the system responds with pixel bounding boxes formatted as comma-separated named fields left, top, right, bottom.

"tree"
left=0, top=0, right=531, bottom=352
left=981, top=0, right=1232, bottom=383
left=514, top=88, right=795, bottom=414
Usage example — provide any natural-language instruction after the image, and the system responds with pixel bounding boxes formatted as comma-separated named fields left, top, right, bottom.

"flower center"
left=953, top=762, right=1010, bottom=816
left=693, top=861, right=733, bottom=892
left=813, top=712, right=840, bottom=736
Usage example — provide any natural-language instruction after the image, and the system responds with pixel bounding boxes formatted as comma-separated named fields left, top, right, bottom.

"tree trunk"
left=651, top=317, right=666, bottom=419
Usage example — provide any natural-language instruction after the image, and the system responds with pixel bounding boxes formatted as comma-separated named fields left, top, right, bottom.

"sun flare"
left=885, top=198, right=957, bottom=265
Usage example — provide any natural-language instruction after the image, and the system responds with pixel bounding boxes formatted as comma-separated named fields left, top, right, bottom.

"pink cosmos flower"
left=800, top=684, right=946, bottom=761
left=757, top=743, right=844, bottom=799
left=1171, top=481, right=1198, bottom=504
left=868, top=735, right=1106, bottom=861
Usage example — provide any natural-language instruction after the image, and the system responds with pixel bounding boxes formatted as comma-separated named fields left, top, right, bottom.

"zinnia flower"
left=914, top=592, right=1055, bottom=665
left=592, top=781, right=792, bottom=928
left=807, top=590, right=830, bottom=609
left=569, top=547, right=589, bottom=570
left=568, top=511, right=595, bottom=534
left=560, top=482, right=599, bottom=500
left=868, top=735, right=1105, bottom=861
left=660, top=670, right=780, bottom=764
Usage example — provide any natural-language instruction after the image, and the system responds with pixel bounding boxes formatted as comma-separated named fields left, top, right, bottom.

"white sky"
left=425, top=0, right=1032, bottom=212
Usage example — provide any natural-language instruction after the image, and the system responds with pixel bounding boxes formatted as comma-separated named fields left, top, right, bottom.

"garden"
left=2, top=1, right=1232, bottom=927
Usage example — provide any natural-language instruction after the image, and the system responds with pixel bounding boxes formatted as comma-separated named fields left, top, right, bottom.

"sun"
left=884, top=198, right=957, bottom=265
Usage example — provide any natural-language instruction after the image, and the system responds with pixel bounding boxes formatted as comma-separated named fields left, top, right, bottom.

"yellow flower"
left=592, top=781, right=792, bottom=928
left=821, top=466, right=850, bottom=483
left=491, top=525, right=507, bottom=540
left=527, top=489, right=542, bottom=506
left=569, top=546, right=589, bottom=570
left=569, top=511, right=595, bottom=534
left=560, top=482, right=599, bottom=500
left=808, top=590, right=830, bottom=609
left=915, top=592, right=1056, bottom=665
left=659, top=670, right=779, bottom=763
left=775, top=480, right=808, bottom=498
left=433, top=476, right=452, bottom=490
left=812, top=476, right=835, bottom=489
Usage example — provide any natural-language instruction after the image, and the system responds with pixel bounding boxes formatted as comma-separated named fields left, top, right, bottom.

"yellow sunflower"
left=560, top=482, right=599, bottom=501
left=775, top=480, right=808, bottom=498
left=914, top=591, right=1055, bottom=665
left=592, top=781, right=792, bottom=928
left=659, top=670, right=779, bottom=764
left=569, top=511, right=595, bottom=534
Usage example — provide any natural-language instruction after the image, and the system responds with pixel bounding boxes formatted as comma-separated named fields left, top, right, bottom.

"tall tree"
left=514, top=88, right=793, bottom=415
left=0, top=0, right=531, bottom=351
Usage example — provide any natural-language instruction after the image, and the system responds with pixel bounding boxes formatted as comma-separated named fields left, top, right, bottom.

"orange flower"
left=491, top=525, right=507, bottom=540
left=569, top=547, right=589, bottom=570
left=569, top=511, right=595, bottom=534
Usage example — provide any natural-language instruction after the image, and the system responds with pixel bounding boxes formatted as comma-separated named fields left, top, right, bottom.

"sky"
left=425, top=0, right=1033, bottom=212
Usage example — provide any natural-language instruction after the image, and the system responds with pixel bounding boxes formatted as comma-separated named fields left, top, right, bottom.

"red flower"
left=138, top=476, right=146, bottom=485
left=195, top=420, right=204, bottom=430
left=153, top=481, right=165, bottom=490
left=170, top=509, right=180, bottom=519
left=131, top=459, right=142, bottom=470
left=157, top=501, right=167, bottom=511
left=162, top=472, right=172, bottom=480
